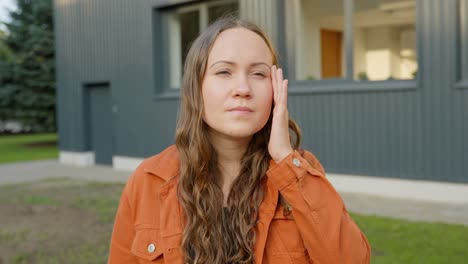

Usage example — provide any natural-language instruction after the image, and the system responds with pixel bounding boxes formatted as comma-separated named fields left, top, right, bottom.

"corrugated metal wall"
left=55, top=0, right=178, bottom=157
left=417, top=0, right=464, bottom=182
left=458, top=0, right=467, bottom=182
left=54, top=0, right=467, bottom=182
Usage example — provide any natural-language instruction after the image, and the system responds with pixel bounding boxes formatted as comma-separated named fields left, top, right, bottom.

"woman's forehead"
left=208, top=27, right=273, bottom=65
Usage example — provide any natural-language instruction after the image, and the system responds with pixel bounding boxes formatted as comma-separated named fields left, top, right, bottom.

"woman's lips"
left=228, top=106, right=253, bottom=112
left=228, top=106, right=253, bottom=115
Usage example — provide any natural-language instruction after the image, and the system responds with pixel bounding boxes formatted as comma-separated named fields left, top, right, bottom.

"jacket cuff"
left=267, top=150, right=322, bottom=190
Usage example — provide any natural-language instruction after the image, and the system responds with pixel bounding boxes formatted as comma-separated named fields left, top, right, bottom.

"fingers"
left=282, top=79, right=288, bottom=106
left=271, top=65, right=278, bottom=103
left=271, top=65, right=288, bottom=107
left=277, top=67, right=283, bottom=103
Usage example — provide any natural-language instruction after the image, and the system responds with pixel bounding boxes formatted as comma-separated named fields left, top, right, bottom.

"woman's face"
left=201, top=27, right=273, bottom=141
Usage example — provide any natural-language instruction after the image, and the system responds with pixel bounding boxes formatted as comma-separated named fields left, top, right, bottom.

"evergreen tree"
left=0, top=0, right=55, bottom=132
left=0, top=30, right=13, bottom=62
left=0, top=29, right=15, bottom=124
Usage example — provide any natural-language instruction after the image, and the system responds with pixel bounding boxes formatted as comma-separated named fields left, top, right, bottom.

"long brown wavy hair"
left=175, top=15, right=302, bottom=264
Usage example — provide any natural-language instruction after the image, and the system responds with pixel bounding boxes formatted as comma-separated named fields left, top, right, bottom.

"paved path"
left=0, top=159, right=130, bottom=184
left=1, top=160, right=467, bottom=226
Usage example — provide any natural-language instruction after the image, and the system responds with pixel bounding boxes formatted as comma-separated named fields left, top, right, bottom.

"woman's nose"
left=233, top=75, right=251, bottom=97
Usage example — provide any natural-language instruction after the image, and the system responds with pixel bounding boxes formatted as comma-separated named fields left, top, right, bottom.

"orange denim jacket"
left=108, top=145, right=371, bottom=263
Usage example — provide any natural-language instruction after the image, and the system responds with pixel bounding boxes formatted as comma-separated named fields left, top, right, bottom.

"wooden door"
left=321, top=29, right=343, bottom=78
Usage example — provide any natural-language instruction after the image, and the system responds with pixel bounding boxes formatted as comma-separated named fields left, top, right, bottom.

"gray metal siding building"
left=54, top=0, right=468, bottom=183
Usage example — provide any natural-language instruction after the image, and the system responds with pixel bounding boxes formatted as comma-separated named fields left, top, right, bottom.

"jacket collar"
left=143, top=144, right=280, bottom=182
left=143, top=145, right=180, bottom=182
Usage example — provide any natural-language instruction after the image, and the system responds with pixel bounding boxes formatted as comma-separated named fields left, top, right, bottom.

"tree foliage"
left=0, top=30, right=13, bottom=62
left=0, top=0, right=55, bottom=132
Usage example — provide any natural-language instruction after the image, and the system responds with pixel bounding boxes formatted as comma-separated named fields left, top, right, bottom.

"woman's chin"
left=210, top=126, right=261, bottom=141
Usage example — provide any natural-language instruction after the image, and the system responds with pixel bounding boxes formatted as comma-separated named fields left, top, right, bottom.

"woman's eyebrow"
left=251, top=62, right=271, bottom=69
left=209, top=61, right=271, bottom=69
left=209, top=61, right=234, bottom=69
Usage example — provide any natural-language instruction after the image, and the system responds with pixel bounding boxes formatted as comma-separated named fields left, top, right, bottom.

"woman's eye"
left=216, top=71, right=231, bottom=76
left=253, top=72, right=266, bottom=77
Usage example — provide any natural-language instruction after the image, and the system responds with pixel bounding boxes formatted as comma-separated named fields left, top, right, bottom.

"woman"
left=108, top=16, right=370, bottom=264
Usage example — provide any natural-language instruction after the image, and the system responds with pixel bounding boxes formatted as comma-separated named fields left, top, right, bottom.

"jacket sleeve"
left=108, top=176, right=138, bottom=264
left=266, top=150, right=371, bottom=264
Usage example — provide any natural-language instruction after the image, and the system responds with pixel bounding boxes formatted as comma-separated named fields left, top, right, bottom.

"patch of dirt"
left=0, top=179, right=124, bottom=264
left=29, top=177, right=92, bottom=190
left=22, top=140, right=57, bottom=148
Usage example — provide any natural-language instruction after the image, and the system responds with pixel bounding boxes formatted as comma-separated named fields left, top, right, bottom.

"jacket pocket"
left=131, top=227, right=164, bottom=261
left=265, top=204, right=310, bottom=263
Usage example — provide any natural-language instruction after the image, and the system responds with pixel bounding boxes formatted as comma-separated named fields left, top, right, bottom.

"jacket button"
left=292, top=158, right=301, bottom=167
left=147, top=243, right=156, bottom=253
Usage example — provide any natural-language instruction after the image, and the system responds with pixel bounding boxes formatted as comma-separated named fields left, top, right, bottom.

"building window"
left=164, top=0, right=239, bottom=89
left=292, top=0, right=417, bottom=82
left=354, top=0, right=417, bottom=81
left=294, top=0, right=345, bottom=81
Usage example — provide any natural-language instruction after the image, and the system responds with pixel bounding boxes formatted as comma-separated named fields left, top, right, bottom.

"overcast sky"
left=0, top=0, right=16, bottom=31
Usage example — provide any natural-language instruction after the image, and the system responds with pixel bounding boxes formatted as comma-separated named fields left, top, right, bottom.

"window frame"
left=284, top=0, right=418, bottom=94
left=153, top=0, right=239, bottom=99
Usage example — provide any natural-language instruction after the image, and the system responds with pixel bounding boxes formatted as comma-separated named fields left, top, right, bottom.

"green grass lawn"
left=351, top=213, right=468, bottom=263
left=0, top=178, right=466, bottom=263
left=0, top=133, right=58, bottom=164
